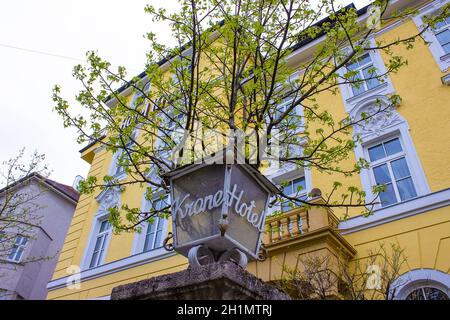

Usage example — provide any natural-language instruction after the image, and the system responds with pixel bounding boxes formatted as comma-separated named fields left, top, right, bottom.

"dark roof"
left=109, top=3, right=369, bottom=99
left=44, top=178, right=80, bottom=202
left=289, top=3, right=369, bottom=52
left=79, top=133, right=106, bottom=153
left=0, top=172, right=80, bottom=203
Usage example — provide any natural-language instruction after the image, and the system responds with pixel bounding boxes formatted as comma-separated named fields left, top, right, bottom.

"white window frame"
left=154, top=104, right=186, bottom=158
left=267, top=167, right=312, bottom=215
left=87, top=219, right=112, bottom=269
left=7, top=235, right=28, bottom=263
left=131, top=190, right=169, bottom=255
left=81, top=214, right=113, bottom=270
left=338, top=39, right=395, bottom=112
left=352, top=97, right=430, bottom=208
left=412, top=0, right=450, bottom=73
left=392, top=269, right=450, bottom=300
left=364, top=135, right=418, bottom=208
left=80, top=188, right=119, bottom=270
left=279, top=176, right=308, bottom=213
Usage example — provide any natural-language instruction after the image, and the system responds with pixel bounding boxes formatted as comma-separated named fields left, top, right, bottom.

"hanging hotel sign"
left=164, top=155, right=279, bottom=263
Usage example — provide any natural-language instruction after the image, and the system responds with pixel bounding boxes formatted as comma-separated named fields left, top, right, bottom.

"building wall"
left=47, top=0, right=450, bottom=299
left=0, top=181, right=76, bottom=299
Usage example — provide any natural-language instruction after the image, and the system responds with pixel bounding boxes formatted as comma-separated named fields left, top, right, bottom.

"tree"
left=278, top=242, right=408, bottom=300
left=53, top=0, right=449, bottom=232
left=0, top=149, right=51, bottom=291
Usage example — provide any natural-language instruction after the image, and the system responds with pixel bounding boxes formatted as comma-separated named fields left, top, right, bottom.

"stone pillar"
left=111, top=262, right=290, bottom=300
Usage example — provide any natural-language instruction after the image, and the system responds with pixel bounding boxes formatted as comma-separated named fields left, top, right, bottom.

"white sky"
left=0, top=0, right=370, bottom=187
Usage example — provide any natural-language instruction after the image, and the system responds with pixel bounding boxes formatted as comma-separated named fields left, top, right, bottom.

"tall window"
left=8, top=235, right=28, bottom=262
left=129, top=82, right=151, bottom=116
left=346, top=53, right=381, bottom=96
left=156, top=106, right=186, bottom=151
left=367, top=137, right=417, bottom=207
left=89, top=220, right=111, bottom=268
left=143, top=196, right=167, bottom=252
left=281, top=177, right=306, bottom=212
left=112, top=131, right=137, bottom=177
left=433, top=16, right=450, bottom=54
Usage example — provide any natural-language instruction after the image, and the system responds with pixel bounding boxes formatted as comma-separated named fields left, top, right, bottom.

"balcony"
left=247, top=195, right=356, bottom=283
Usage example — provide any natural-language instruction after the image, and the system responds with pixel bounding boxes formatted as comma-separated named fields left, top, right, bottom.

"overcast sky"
left=0, top=0, right=369, bottom=187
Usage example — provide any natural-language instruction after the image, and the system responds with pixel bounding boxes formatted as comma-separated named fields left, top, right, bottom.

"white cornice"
left=339, top=188, right=450, bottom=234
left=47, top=249, right=178, bottom=291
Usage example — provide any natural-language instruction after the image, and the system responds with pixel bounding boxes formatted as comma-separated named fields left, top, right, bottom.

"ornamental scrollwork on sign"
left=163, top=232, right=174, bottom=251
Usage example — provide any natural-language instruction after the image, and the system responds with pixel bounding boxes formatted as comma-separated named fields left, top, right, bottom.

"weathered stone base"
left=111, top=262, right=290, bottom=300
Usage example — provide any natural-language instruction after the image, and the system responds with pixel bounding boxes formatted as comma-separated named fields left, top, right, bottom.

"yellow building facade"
left=47, top=0, right=450, bottom=300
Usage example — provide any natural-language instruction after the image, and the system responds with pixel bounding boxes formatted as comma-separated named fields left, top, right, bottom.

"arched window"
left=406, top=287, right=449, bottom=300
left=391, top=269, right=450, bottom=300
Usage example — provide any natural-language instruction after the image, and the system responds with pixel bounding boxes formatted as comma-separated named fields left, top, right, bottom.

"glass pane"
left=147, top=220, right=157, bottom=234
left=406, top=288, right=425, bottom=300
left=407, top=287, right=449, bottom=300
left=8, top=246, right=18, bottom=260
left=89, top=251, right=99, bottom=268
left=20, top=237, right=28, bottom=245
left=436, top=29, right=450, bottom=46
left=346, top=60, right=359, bottom=71
left=93, top=236, right=103, bottom=252
left=156, top=218, right=164, bottom=232
left=154, top=230, right=163, bottom=248
left=434, top=20, right=448, bottom=30
left=443, top=42, right=450, bottom=54
left=358, top=53, right=371, bottom=66
left=368, top=144, right=386, bottom=161
left=351, top=72, right=366, bottom=96
left=281, top=201, right=291, bottom=212
left=373, top=164, right=392, bottom=184
left=15, top=248, right=24, bottom=261
left=384, top=138, right=402, bottom=156
left=100, top=220, right=111, bottom=233
left=292, top=177, right=306, bottom=194
left=396, top=177, right=417, bottom=201
left=379, top=183, right=397, bottom=207
left=15, top=236, right=23, bottom=245
left=144, top=233, right=155, bottom=251
left=424, top=287, right=449, bottom=300
left=391, top=157, right=411, bottom=179
left=362, top=66, right=380, bottom=89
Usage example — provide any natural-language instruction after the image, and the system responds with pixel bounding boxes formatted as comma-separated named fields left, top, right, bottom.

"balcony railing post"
left=291, top=214, right=300, bottom=236
left=271, top=220, right=281, bottom=242
left=280, top=217, right=290, bottom=239
left=300, top=211, right=309, bottom=233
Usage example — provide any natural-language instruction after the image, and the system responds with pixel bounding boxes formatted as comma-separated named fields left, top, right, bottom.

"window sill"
left=0, top=258, right=23, bottom=265
left=345, top=82, right=390, bottom=105
left=48, top=248, right=176, bottom=291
